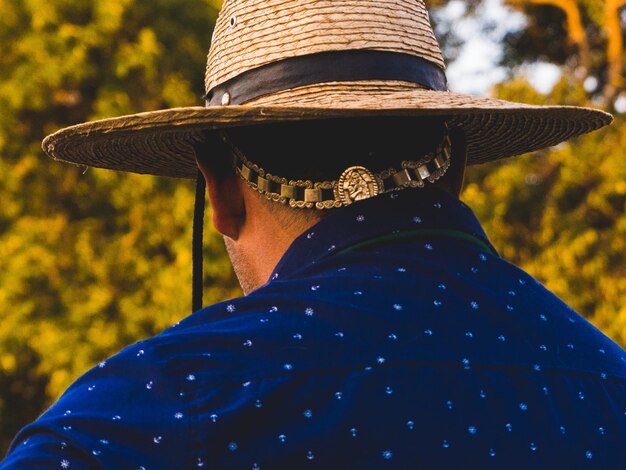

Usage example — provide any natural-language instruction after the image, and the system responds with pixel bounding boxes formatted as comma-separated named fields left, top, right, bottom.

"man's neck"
left=226, top=189, right=321, bottom=294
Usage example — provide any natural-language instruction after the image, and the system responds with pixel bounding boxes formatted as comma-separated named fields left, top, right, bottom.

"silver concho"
left=335, top=166, right=382, bottom=206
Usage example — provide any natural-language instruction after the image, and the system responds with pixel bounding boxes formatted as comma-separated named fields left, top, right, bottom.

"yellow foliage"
left=0, top=355, right=16, bottom=374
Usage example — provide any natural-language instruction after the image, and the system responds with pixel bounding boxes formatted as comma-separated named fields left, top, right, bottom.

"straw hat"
left=42, top=0, right=612, bottom=180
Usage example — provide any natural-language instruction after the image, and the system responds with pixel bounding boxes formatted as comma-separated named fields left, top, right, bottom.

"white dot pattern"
left=2, top=189, right=625, bottom=468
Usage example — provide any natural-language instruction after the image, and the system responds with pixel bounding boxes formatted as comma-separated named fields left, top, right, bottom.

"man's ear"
left=194, top=132, right=246, bottom=240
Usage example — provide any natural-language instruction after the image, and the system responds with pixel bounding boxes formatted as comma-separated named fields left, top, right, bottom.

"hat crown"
left=205, top=0, right=445, bottom=94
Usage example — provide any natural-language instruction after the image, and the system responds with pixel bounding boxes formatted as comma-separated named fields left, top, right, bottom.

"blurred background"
left=0, top=0, right=624, bottom=454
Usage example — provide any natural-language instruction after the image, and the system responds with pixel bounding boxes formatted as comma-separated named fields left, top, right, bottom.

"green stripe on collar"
left=339, top=229, right=498, bottom=256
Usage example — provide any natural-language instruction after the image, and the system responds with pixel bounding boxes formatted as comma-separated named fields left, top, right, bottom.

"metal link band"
left=223, top=131, right=451, bottom=210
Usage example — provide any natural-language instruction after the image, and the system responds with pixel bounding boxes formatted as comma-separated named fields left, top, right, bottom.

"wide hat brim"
left=42, top=86, right=612, bottom=180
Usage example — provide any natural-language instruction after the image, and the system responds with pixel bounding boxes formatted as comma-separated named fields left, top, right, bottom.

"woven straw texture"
left=206, top=0, right=444, bottom=91
left=42, top=0, right=612, bottom=180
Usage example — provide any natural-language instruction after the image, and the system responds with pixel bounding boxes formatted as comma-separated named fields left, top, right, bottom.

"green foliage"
left=0, top=0, right=239, bottom=454
left=506, top=6, right=570, bottom=65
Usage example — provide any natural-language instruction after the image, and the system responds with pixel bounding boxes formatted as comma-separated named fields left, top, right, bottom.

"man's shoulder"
left=166, top=260, right=626, bottom=383
left=3, top=337, right=193, bottom=468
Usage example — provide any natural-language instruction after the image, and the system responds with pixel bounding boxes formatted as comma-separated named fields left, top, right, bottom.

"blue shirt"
left=3, top=188, right=626, bottom=469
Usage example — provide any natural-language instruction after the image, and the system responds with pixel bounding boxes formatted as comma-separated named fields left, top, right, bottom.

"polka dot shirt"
left=3, top=188, right=626, bottom=469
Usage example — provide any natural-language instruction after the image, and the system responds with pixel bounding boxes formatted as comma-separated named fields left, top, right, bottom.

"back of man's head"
left=226, top=117, right=450, bottom=183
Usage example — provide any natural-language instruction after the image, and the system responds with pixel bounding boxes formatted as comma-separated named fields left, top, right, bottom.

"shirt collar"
left=270, top=187, right=497, bottom=281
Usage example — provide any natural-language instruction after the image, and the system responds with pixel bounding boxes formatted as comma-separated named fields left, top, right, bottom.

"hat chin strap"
left=192, top=170, right=206, bottom=312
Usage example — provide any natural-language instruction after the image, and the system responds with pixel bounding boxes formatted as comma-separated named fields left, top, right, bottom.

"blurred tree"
left=0, top=0, right=239, bottom=454
left=451, top=0, right=626, bottom=346
left=504, top=0, right=626, bottom=105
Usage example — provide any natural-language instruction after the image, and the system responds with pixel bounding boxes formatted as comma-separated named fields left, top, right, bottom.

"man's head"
left=195, top=116, right=468, bottom=293
left=39, top=0, right=611, bottom=302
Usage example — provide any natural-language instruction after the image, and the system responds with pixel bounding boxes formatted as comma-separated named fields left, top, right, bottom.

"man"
left=3, top=0, right=625, bottom=468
